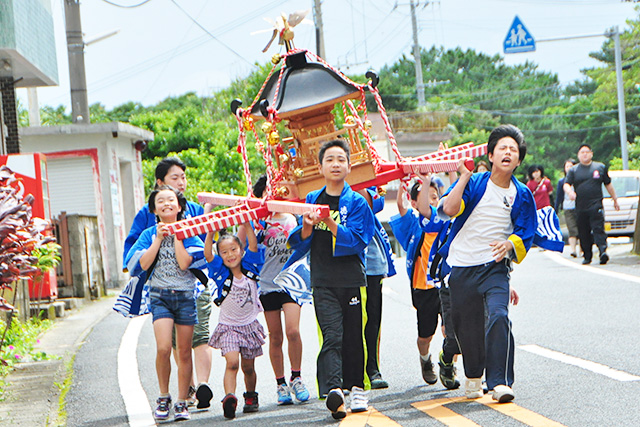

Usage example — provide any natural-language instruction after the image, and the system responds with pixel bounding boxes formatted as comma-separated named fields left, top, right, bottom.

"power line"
left=459, top=104, right=640, bottom=118
left=141, top=1, right=209, bottom=102
left=169, top=0, right=255, bottom=68
left=47, top=0, right=285, bottom=104
left=100, top=0, right=152, bottom=8
left=516, top=119, right=640, bottom=135
left=341, top=5, right=396, bottom=58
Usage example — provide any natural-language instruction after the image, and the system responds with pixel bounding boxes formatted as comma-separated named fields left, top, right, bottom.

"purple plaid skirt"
left=208, top=319, right=266, bottom=359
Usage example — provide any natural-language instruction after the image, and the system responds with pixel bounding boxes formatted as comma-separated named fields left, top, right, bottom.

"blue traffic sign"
left=503, top=16, right=535, bottom=54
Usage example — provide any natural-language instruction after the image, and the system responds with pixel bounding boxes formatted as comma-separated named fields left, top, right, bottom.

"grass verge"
left=52, top=355, right=74, bottom=427
left=0, top=316, right=53, bottom=400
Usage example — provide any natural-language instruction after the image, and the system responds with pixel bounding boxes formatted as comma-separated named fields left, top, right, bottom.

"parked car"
left=603, top=170, right=640, bottom=237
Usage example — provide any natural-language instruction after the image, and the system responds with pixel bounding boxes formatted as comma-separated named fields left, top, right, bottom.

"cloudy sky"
left=17, top=0, right=638, bottom=111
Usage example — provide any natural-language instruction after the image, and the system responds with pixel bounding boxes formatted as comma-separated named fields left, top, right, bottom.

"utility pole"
left=27, top=88, right=41, bottom=126
left=410, top=0, right=426, bottom=107
left=534, top=29, right=629, bottom=169
left=0, top=96, right=5, bottom=155
left=313, top=0, right=326, bottom=59
left=612, top=26, right=629, bottom=170
left=64, top=0, right=90, bottom=124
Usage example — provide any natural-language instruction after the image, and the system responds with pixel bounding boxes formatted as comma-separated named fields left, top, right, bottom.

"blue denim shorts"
left=149, top=288, right=198, bottom=326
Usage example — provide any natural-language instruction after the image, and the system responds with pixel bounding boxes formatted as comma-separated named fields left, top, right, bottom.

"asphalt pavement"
left=1, top=239, right=637, bottom=426
left=0, top=294, right=116, bottom=426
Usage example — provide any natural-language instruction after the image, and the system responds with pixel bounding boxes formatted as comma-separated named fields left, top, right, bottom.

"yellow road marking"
left=412, top=395, right=567, bottom=427
left=339, top=395, right=568, bottom=427
left=339, top=407, right=403, bottom=427
left=412, top=397, right=481, bottom=426
left=477, top=395, right=566, bottom=427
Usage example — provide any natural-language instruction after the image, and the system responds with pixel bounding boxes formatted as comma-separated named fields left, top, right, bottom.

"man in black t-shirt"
left=564, top=144, right=619, bottom=265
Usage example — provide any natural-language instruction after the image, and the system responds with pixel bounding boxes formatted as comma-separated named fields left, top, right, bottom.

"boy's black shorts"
left=260, top=290, right=298, bottom=311
left=411, top=287, right=441, bottom=338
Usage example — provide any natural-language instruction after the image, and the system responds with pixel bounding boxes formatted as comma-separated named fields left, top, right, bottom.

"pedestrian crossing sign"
left=503, top=15, right=535, bottom=54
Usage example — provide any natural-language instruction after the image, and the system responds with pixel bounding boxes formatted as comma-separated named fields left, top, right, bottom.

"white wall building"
left=20, top=122, right=153, bottom=288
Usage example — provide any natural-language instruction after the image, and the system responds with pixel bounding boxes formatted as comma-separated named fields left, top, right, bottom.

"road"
left=65, top=241, right=640, bottom=426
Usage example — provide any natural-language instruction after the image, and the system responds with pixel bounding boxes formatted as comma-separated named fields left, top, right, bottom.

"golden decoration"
left=293, top=168, right=304, bottom=178
left=276, top=186, right=290, bottom=197
left=345, top=116, right=356, bottom=125
left=279, top=153, right=289, bottom=163
left=364, top=120, right=372, bottom=130
left=255, top=141, right=264, bottom=151
left=243, top=117, right=254, bottom=131
left=282, top=28, right=294, bottom=41
left=268, top=131, right=280, bottom=146
left=271, top=54, right=282, bottom=64
left=261, top=121, right=273, bottom=134
left=377, top=186, right=387, bottom=197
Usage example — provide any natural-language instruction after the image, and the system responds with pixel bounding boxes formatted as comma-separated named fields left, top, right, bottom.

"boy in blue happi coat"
left=438, top=124, right=535, bottom=403
left=357, top=186, right=396, bottom=390
left=287, top=139, right=374, bottom=420
left=390, top=173, right=461, bottom=391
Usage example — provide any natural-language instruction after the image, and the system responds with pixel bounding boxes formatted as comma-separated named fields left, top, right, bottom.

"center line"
left=519, top=344, right=640, bottom=382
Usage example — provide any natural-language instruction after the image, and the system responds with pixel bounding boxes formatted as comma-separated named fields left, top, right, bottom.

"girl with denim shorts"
left=205, top=222, right=265, bottom=420
left=125, top=185, right=205, bottom=422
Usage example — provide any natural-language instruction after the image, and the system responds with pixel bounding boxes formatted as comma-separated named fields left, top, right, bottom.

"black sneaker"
left=438, top=351, right=460, bottom=390
left=243, top=391, right=259, bottom=413
left=600, top=253, right=609, bottom=265
left=196, top=383, right=213, bottom=409
left=221, top=393, right=237, bottom=419
left=420, top=354, right=438, bottom=385
left=582, top=259, right=592, bottom=265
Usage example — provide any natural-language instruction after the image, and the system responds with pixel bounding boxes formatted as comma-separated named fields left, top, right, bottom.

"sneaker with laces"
left=349, top=386, right=369, bottom=413
left=420, top=354, right=438, bottom=384
left=491, top=385, right=515, bottom=403
left=243, top=391, right=259, bottom=413
left=326, top=388, right=346, bottom=420
left=174, top=401, right=190, bottom=421
left=277, top=383, right=293, bottom=405
left=290, top=377, right=310, bottom=402
left=186, top=385, right=197, bottom=407
left=195, top=383, right=213, bottom=409
left=221, top=393, right=237, bottom=419
left=465, top=378, right=484, bottom=399
left=154, top=396, right=172, bottom=420
left=600, top=252, right=609, bottom=265
left=438, top=351, right=460, bottom=390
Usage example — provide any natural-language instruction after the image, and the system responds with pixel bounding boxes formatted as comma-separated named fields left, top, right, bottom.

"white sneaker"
left=465, top=378, right=483, bottom=399
left=350, top=386, right=369, bottom=413
left=326, top=388, right=346, bottom=419
left=491, top=385, right=515, bottom=403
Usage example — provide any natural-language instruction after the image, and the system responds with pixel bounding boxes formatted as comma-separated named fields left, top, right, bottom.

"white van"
left=603, top=170, right=640, bottom=237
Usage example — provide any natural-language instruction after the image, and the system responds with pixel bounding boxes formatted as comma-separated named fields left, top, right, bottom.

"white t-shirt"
left=258, top=214, right=297, bottom=293
left=448, top=179, right=517, bottom=267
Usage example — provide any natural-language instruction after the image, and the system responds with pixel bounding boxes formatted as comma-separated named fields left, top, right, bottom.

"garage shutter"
left=48, top=156, right=97, bottom=216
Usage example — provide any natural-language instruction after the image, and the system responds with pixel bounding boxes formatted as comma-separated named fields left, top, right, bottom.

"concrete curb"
left=0, top=294, right=117, bottom=426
